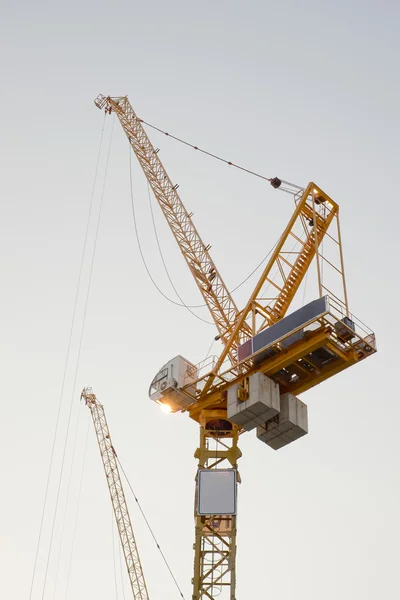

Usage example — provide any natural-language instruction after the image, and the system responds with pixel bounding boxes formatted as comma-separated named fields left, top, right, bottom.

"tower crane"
left=94, top=94, right=377, bottom=599
left=81, top=387, right=149, bottom=600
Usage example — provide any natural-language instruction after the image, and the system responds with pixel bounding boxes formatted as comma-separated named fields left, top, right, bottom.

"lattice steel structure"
left=94, top=94, right=252, bottom=365
left=81, top=388, right=149, bottom=600
left=192, top=415, right=241, bottom=600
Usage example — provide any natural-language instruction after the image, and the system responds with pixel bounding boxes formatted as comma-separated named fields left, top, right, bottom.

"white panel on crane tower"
left=197, top=469, right=237, bottom=516
left=227, top=373, right=280, bottom=431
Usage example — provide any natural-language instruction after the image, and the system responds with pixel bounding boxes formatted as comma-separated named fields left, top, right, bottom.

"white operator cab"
left=149, top=355, right=198, bottom=413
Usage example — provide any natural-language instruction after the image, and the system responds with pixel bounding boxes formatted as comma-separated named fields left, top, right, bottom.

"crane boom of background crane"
left=81, top=388, right=150, bottom=600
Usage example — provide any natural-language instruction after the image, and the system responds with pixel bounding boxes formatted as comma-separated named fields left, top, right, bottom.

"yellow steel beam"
left=202, top=183, right=340, bottom=393
left=94, top=94, right=252, bottom=364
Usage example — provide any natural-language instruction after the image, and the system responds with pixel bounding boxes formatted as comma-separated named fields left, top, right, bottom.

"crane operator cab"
left=149, top=355, right=198, bottom=413
left=149, top=296, right=376, bottom=449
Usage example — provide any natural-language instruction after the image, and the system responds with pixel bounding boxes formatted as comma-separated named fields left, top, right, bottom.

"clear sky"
left=1, top=1, right=399, bottom=599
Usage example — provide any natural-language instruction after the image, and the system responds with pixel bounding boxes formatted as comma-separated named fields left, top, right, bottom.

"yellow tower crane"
left=94, top=94, right=377, bottom=600
left=81, top=387, right=149, bottom=600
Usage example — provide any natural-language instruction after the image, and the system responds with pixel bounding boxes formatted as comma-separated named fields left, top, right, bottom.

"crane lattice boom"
left=82, top=388, right=149, bottom=600
left=94, top=94, right=251, bottom=364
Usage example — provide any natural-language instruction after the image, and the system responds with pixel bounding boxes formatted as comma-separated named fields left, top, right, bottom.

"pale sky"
left=1, top=1, right=399, bottom=599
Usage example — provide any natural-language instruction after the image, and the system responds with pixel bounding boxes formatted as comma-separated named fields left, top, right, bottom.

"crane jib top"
left=95, top=94, right=247, bottom=365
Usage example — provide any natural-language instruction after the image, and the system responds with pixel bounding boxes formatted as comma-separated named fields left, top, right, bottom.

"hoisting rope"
left=116, top=455, right=187, bottom=600
left=52, top=406, right=83, bottom=599
left=129, top=148, right=214, bottom=325
left=28, top=112, right=107, bottom=600
left=112, top=512, right=120, bottom=600
left=41, top=117, right=114, bottom=600
left=63, top=415, right=91, bottom=600
left=146, top=181, right=204, bottom=309
left=133, top=150, right=283, bottom=323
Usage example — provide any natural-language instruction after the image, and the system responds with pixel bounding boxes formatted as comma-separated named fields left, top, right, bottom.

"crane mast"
left=192, top=424, right=241, bottom=600
left=81, top=388, right=149, bottom=600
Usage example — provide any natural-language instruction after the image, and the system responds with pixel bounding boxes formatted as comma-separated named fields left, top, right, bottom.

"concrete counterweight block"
left=227, top=373, right=280, bottom=431
left=257, top=393, right=308, bottom=450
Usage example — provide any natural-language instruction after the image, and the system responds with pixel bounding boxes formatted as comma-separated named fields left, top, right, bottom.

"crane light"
left=160, top=403, right=172, bottom=414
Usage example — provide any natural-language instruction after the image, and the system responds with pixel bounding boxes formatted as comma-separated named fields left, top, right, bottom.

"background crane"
left=81, top=387, right=149, bottom=600
left=94, top=94, right=377, bottom=600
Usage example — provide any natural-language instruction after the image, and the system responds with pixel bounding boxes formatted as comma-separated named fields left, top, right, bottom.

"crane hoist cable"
left=129, top=149, right=214, bottom=325
left=28, top=113, right=108, bottom=600
left=132, top=162, right=282, bottom=326
left=64, top=415, right=91, bottom=600
left=112, top=513, right=120, bottom=600
left=146, top=180, right=205, bottom=309
left=52, top=407, right=83, bottom=599
left=142, top=158, right=284, bottom=313
left=116, top=456, right=186, bottom=599
left=40, top=119, right=115, bottom=600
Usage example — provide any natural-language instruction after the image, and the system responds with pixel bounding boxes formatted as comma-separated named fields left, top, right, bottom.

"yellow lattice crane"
left=81, top=387, right=149, bottom=600
left=94, top=94, right=377, bottom=600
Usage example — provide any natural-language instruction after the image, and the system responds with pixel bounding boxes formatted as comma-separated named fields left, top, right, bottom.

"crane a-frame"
left=94, top=94, right=376, bottom=599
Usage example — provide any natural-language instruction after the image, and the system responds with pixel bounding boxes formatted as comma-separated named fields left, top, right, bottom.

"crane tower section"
left=94, top=94, right=377, bottom=600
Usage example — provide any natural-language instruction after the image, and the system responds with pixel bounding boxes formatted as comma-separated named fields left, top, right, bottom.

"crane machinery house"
left=149, top=355, right=198, bottom=413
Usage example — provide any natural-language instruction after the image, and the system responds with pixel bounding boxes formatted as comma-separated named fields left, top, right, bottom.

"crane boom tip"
left=94, top=94, right=107, bottom=109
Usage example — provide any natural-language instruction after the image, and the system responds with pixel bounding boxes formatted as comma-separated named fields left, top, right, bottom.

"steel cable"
left=28, top=113, right=107, bottom=600
left=128, top=149, right=213, bottom=325
left=63, top=414, right=91, bottom=600
left=146, top=181, right=204, bottom=309
left=116, top=456, right=186, bottom=600
left=112, top=512, right=120, bottom=600
left=134, top=151, right=282, bottom=324
left=40, top=117, right=115, bottom=600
